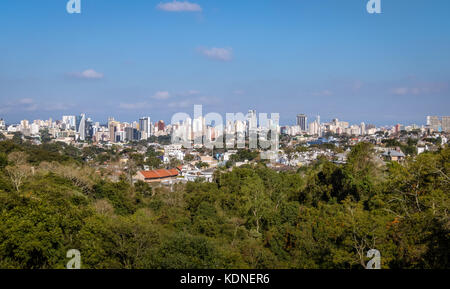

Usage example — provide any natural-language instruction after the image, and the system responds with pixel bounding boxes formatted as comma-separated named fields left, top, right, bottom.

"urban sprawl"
left=0, top=113, right=448, bottom=186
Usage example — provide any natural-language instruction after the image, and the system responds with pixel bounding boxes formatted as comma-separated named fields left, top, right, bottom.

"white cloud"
left=24, top=104, right=38, bottom=112
left=177, top=90, right=201, bottom=97
left=11, top=98, right=37, bottom=112
left=168, top=95, right=221, bottom=109
left=389, top=81, right=449, bottom=96
left=198, top=47, right=233, bottom=62
left=185, top=90, right=200, bottom=95
left=69, top=69, right=104, bottom=80
left=0, top=98, right=71, bottom=113
left=391, top=87, right=409, bottom=95
left=80, top=69, right=104, bottom=79
left=18, top=98, right=34, bottom=104
left=119, top=102, right=150, bottom=110
left=157, top=1, right=202, bottom=12
left=312, top=90, right=333, bottom=97
left=168, top=100, right=192, bottom=109
left=44, top=103, right=72, bottom=111
left=390, top=86, right=435, bottom=96
left=152, top=91, right=171, bottom=100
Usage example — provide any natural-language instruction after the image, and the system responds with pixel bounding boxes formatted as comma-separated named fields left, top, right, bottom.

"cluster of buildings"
left=426, top=116, right=450, bottom=132
left=171, top=110, right=280, bottom=148
left=0, top=115, right=170, bottom=144
left=1, top=114, right=448, bottom=144
left=283, top=114, right=375, bottom=136
left=105, top=117, right=168, bottom=143
left=281, top=114, right=450, bottom=137
left=1, top=113, right=449, bottom=186
left=0, top=109, right=281, bottom=146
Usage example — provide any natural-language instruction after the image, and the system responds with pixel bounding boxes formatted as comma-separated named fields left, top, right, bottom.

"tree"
left=125, top=159, right=138, bottom=186
left=0, top=139, right=448, bottom=269
left=0, top=152, right=7, bottom=169
left=241, top=176, right=269, bottom=235
left=169, top=157, right=182, bottom=169
left=343, top=142, right=382, bottom=201
left=5, top=152, right=31, bottom=192
left=12, top=132, right=23, bottom=144
left=195, top=161, right=210, bottom=169
left=184, top=154, right=195, bottom=163
left=130, top=153, right=145, bottom=169
left=40, top=129, right=52, bottom=143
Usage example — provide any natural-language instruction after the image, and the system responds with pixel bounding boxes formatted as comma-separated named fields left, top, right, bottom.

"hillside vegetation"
left=0, top=139, right=448, bottom=269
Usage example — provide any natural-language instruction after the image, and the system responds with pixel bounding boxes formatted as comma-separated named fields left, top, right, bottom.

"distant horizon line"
left=1, top=112, right=439, bottom=128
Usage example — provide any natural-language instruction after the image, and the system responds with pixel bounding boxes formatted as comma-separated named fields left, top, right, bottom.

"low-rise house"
left=417, top=145, right=429, bottom=155
left=163, top=144, right=185, bottom=163
left=334, top=152, right=348, bottom=164
left=382, top=150, right=406, bottom=162
left=184, top=168, right=215, bottom=183
left=135, top=169, right=179, bottom=183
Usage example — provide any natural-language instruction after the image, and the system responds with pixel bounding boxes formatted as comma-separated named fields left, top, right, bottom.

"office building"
left=76, top=114, right=86, bottom=141
left=139, top=117, right=152, bottom=139
left=296, top=114, right=308, bottom=131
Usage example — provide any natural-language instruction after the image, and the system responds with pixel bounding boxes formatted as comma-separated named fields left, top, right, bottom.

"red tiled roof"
left=140, top=169, right=179, bottom=179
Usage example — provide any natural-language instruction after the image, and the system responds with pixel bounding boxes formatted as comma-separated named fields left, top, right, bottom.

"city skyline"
left=0, top=111, right=439, bottom=128
left=0, top=110, right=440, bottom=128
left=1, top=0, right=450, bottom=125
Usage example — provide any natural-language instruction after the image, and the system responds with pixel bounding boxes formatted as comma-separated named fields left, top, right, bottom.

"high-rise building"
left=76, top=114, right=86, bottom=141
left=248, top=110, right=257, bottom=129
left=139, top=117, right=152, bottom=139
left=247, top=110, right=257, bottom=138
left=317, top=115, right=321, bottom=136
left=157, top=120, right=165, bottom=132
left=360, top=122, right=366, bottom=135
left=108, top=117, right=120, bottom=143
left=86, top=118, right=94, bottom=139
left=441, top=116, right=450, bottom=132
left=427, top=116, right=441, bottom=131
left=296, top=114, right=308, bottom=131
left=308, top=120, right=319, bottom=136
left=62, top=115, right=76, bottom=129
left=0, top=118, right=5, bottom=131
left=20, top=119, right=29, bottom=129
left=125, top=127, right=141, bottom=142
left=394, top=124, right=405, bottom=133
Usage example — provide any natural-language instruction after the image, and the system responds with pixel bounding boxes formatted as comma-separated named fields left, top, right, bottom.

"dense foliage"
left=0, top=139, right=448, bottom=269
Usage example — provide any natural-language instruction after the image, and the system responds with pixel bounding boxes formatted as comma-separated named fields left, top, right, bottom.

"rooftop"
left=140, top=169, right=179, bottom=179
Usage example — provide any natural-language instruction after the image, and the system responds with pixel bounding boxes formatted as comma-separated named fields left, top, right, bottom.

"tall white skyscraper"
left=139, top=117, right=152, bottom=139
left=247, top=110, right=257, bottom=133
left=317, top=115, right=321, bottom=136
left=77, top=114, right=86, bottom=141
left=360, top=122, right=366, bottom=135
left=296, top=114, right=308, bottom=131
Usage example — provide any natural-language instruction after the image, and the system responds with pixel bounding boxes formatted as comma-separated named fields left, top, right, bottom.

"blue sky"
left=0, top=0, right=449, bottom=125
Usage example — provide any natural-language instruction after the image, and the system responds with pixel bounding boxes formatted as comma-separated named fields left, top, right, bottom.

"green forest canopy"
left=0, top=139, right=448, bottom=269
